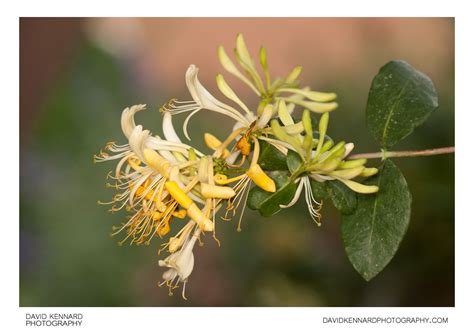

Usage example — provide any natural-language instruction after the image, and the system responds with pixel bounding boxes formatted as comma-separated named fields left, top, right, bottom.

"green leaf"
left=286, top=149, right=303, bottom=174
left=257, top=140, right=288, bottom=171
left=341, top=159, right=412, bottom=281
left=366, top=60, right=438, bottom=148
left=327, top=180, right=357, bottom=214
left=310, top=179, right=329, bottom=200
left=247, top=171, right=297, bottom=217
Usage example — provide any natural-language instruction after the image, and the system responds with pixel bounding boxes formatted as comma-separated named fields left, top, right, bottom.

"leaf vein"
left=381, top=79, right=411, bottom=147
left=366, top=163, right=386, bottom=268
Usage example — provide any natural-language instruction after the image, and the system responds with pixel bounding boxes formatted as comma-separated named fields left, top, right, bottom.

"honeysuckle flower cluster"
left=94, top=34, right=379, bottom=299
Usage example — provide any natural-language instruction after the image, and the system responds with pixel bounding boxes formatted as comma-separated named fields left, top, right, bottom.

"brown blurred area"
left=87, top=17, right=453, bottom=99
left=20, top=18, right=83, bottom=143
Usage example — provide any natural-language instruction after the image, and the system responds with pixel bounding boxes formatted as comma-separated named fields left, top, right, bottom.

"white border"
left=4, top=0, right=472, bottom=332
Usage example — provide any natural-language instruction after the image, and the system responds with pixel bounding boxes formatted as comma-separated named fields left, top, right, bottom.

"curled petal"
left=121, top=104, right=146, bottom=139
left=280, top=179, right=304, bottom=208
left=185, top=65, right=249, bottom=125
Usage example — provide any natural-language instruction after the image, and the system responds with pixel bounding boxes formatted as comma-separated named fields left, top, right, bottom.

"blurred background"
left=20, top=18, right=454, bottom=307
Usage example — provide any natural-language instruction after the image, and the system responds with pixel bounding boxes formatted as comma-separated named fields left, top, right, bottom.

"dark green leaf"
left=310, top=179, right=329, bottom=200
left=327, top=180, right=357, bottom=214
left=286, top=149, right=303, bottom=174
left=247, top=171, right=296, bottom=217
left=341, top=159, right=412, bottom=281
left=366, top=60, right=438, bottom=148
left=257, top=140, right=288, bottom=171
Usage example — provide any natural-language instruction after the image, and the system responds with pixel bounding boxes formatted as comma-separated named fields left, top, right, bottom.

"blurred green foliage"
left=20, top=36, right=454, bottom=307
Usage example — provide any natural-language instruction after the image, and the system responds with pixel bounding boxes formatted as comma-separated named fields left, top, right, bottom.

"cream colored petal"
left=128, top=125, right=149, bottom=161
left=342, top=143, right=355, bottom=159
left=255, top=104, right=274, bottom=129
left=277, top=100, right=294, bottom=126
left=280, top=179, right=304, bottom=208
left=120, top=104, right=146, bottom=138
left=185, top=65, right=249, bottom=125
left=216, top=74, right=251, bottom=115
left=162, top=112, right=182, bottom=143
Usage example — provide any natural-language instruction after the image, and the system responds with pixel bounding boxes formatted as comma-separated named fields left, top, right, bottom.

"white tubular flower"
left=95, top=104, right=216, bottom=246
left=161, top=65, right=251, bottom=140
left=280, top=176, right=322, bottom=226
left=159, top=229, right=200, bottom=299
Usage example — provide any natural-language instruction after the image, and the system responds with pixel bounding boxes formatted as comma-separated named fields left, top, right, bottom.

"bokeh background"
left=20, top=18, right=454, bottom=306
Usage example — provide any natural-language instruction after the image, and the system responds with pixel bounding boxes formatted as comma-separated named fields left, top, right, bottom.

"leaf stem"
left=348, top=146, right=454, bottom=160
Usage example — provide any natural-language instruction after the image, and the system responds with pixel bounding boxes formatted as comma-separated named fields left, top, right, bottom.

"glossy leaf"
left=341, top=159, right=412, bottom=281
left=247, top=171, right=297, bottom=217
left=310, top=179, right=329, bottom=200
left=286, top=149, right=303, bottom=174
left=327, top=180, right=357, bottom=214
left=366, top=60, right=438, bottom=148
left=257, top=140, right=288, bottom=171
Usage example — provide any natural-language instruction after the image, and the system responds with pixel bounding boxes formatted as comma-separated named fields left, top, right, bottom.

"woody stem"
left=348, top=146, right=454, bottom=160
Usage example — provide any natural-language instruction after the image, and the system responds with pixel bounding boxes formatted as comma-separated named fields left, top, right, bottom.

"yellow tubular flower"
left=246, top=138, right=276, bottom=192
left=200, top=183, right=236, bottom=199
left=246, top=164, right=276, bottom=193
left=164, top=181, right=213, bottom=232
left=163, top=221, right=195, bottom=254
left=204, top=133, right=230, bottom=157
left=143, top=148, right=170, bottom=178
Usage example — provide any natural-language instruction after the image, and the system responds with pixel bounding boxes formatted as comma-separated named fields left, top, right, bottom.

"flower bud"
left=285, top=66, right=302, bottom=84
left=200, top=183, right=236, bottom=199
left=359, top=167, right=379, bottom=177
left=329, top=166, right=364, bottom=180
left=246, top=164, right=276, bottom=192
left=338, top=159, right=367, bottom=169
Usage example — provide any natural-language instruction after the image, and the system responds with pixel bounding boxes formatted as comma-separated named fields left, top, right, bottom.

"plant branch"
left=348, top=146, right=454, bottom=160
